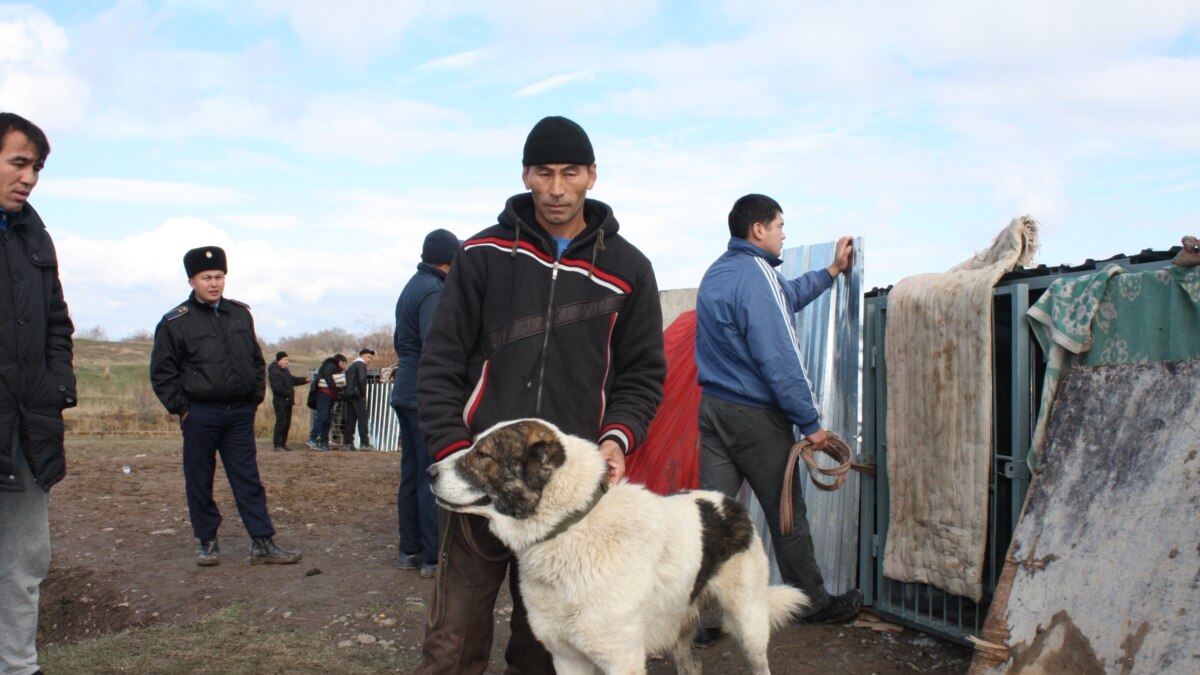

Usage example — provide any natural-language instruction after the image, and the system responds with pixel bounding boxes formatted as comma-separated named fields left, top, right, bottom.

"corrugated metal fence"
left=309, top=376, right=402, bottom=451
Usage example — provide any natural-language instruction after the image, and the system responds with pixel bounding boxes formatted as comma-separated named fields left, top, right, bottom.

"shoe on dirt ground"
left=307, top=440, right=318, bottom=450
left=197, top=538, right=220, bottom=566
left=420, top=563, right=437, bottom=579
left=799, top=588, right=863, bottom=625
left=248, top=536, right=302, bottom=565
left=397, top=552, right=420, bottom=570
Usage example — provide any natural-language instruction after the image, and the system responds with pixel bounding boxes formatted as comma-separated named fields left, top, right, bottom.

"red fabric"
left=626, top=310, right=702, bottom=495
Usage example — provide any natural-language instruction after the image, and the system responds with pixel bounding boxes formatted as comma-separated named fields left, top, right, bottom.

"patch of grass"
left=65, top=339, right=326, bottom=438
left=41, top=604, right=418, bottom=674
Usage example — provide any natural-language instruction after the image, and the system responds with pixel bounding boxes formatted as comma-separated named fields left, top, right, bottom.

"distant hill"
left=67, top=339, right=326, bottom=438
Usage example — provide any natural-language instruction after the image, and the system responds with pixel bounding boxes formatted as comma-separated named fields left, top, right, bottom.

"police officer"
left=150, top=246, right=301, bottom=566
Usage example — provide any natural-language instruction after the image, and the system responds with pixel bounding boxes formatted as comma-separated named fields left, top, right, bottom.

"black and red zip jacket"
left=418, top=193, right=666, bottom=462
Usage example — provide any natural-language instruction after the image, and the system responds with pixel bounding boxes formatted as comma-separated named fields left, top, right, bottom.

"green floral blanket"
left=1027, top=263, right=1200, bottom=465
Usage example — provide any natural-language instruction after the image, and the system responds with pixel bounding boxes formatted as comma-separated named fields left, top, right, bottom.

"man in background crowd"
left=392, top=228, right=459, bottom=578
left=308, top=353, right=346, bottom=451
left=341, top=348, right=375, bottom=450
left=151, top=246, right=302, bottom=568
left=268, top=351, right=309, bottom=452
left=0, top=111, right=77, bottom=675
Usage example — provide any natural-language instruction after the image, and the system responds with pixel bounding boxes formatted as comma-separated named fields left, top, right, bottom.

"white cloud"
left=418, top=49, right=488, bottom=71
left=248, top=0, right=426, bottom=65
left=514, top=70, right=596, bottom=98
left=39, top=178, right=244, bottom=205
left=0, top=6, right=90, bottom=129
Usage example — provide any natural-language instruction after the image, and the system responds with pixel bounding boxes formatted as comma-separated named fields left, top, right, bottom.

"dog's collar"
left=534, top=478, right=609, bottom=545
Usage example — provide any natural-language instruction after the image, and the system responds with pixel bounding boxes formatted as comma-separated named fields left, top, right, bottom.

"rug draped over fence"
left=882, top=217, right=1038, bottom=602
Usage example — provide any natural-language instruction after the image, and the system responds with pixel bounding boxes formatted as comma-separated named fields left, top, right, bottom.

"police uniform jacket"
left=0, top=203, right=77, bottom=493
left=150, top=292, right=266, bottom=416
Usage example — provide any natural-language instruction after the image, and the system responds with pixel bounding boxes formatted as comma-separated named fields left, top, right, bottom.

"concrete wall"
left=659, top=288, right=697, bottom=330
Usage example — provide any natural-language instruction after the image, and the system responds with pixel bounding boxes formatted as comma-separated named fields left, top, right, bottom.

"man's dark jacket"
left=419, top=194, right=665, bottom=462
left=0, top=204, right=77, bottom=493
left=313, top=357, right=342, bottom=401
left=391, top=262, right=446, bottom=410
left=268, top=362, right=308, bottom=405
left=342, top=359, right=368, bottom=400
left=149, top=293, right=266, bottom=415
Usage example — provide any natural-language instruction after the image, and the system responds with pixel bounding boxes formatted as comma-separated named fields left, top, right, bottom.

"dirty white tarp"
left=882, top=217, right=1039, bottom=601
left=982, top=361, right=1200, bottom=674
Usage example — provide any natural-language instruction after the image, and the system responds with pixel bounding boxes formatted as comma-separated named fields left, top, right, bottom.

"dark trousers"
left=311, top=393, right=334, bottom=445
left=395, top=405, right=438, bottom=565
left=343, top=396, right=370, bottom=447
left=698, top=394, right=830, bottom=609
left=272, top=400, right=293, bottom=448
left=182, top=402, right=274, bottom=541
left=415, top=510, right=554, bottom=675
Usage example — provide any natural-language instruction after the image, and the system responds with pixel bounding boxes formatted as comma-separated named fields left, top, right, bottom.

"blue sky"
left=3, top=1, right=1198, bottom=340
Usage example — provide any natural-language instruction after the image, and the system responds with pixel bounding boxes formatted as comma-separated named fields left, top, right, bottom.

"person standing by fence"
left=308, top=353, right=346, bottom=451
left=341, top=348, right=375, bottom=450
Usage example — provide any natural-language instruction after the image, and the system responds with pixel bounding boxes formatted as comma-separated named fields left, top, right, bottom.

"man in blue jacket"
left=694, top=193, right=858, bottom=641
left=392, top=228, right=459, bottom=578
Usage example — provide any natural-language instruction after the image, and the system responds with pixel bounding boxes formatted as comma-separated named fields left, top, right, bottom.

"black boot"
left=249, top=536, right=302, bottom=565
left=197, top=538, right=220, bottom=566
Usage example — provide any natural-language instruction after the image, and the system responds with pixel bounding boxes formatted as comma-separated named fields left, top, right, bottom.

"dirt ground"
left=40, top=437, right=973, bottom=674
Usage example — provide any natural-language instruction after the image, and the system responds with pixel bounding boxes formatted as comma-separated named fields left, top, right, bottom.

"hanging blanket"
left=1026, top=261, right=1200, bottom=466
left=883, top=216, right=1039, bottom=602
left=625, top=311, right=702, bottom=494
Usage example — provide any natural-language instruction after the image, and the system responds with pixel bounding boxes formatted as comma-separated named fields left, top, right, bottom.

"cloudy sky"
left=4, top=1, right=1198, bottom=340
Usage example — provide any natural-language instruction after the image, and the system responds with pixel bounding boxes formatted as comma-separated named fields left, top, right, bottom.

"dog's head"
left=428, top=419, right=569, bottom=522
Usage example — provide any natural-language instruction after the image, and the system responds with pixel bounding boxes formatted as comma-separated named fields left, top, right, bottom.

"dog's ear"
left=522, top=439, right=566, bottom=491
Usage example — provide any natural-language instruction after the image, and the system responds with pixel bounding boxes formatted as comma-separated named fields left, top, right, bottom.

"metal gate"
left=858, top=250, right=1175, bottom=643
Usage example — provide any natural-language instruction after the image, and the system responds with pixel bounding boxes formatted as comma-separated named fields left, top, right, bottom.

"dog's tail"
left=767, top=585, right=811, bottom=632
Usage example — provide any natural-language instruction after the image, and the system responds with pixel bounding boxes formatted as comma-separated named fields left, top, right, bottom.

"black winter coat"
left=149, top=293, right=266, bottom=415
left=419, top=194, right=665, bottom=462
left=342, top=360, right=368, bottom=400
left=0, top=204, right=77, bottom=493
left=268, top=362, right=308, bottom=405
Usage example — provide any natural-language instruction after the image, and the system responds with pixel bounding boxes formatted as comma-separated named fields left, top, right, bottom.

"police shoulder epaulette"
left=163, top=305, right=189, bottom=321
left=226, top=298, right=251, bottom=310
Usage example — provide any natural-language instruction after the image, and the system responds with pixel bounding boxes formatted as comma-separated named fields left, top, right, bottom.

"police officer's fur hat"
left=184, top=246, right=227, bottom=278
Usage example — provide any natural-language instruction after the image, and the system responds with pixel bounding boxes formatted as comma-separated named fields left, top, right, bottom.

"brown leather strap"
left=780, top=434, right=876, bottom=536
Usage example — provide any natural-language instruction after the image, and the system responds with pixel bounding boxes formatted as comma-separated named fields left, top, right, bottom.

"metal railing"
left=858, top=250, right=1175, bottom=643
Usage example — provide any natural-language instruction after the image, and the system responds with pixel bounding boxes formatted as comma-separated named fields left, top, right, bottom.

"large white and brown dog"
left=428, top=418, right=808, bottom=675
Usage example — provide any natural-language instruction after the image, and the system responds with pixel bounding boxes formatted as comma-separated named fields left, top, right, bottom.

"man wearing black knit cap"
left=151, top=246, right=302, bottom=567
left=267, top=351, right=309, bottom=451
left=392, top=228, right=460, bottom=579
left=415, top=117, right=665, bottom=673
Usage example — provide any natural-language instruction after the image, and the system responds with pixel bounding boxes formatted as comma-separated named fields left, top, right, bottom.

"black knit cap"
left=275, top=351, right=288, bottom=362
left=183, top=246, right=227, bottom=278
left=522, top=116, right=594, bottom=166
left=421, top=228, right=461, bottom=264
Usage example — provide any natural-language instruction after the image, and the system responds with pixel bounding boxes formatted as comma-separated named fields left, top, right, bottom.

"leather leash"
left=780, top=433, right=875, bottom=536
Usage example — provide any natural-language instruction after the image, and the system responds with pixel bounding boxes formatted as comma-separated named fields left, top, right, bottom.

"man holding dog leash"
left=415, top=116, right=666, bottom=674
left=694, top=193, right=861, bottom=646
